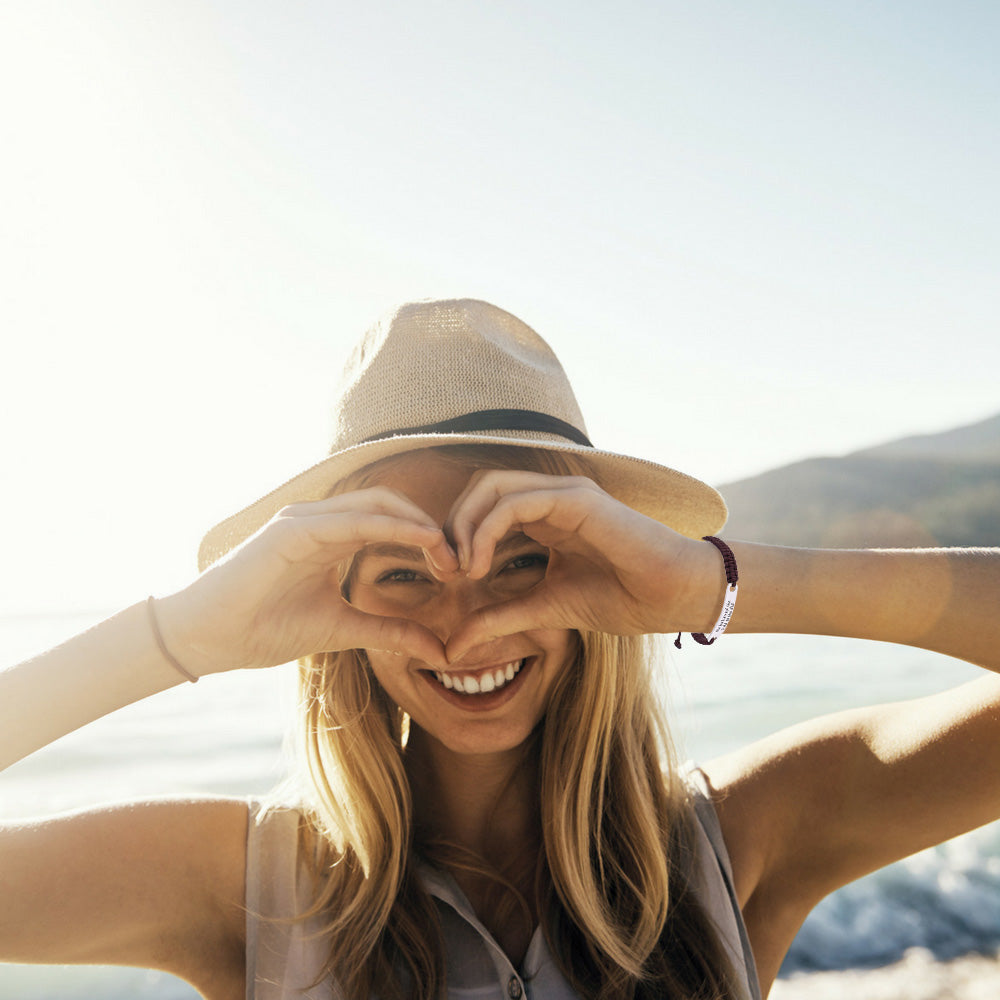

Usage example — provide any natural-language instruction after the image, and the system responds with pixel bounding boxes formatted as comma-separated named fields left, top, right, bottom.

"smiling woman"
left=343, top=450, right=577, bottom=755
left=277, top=441, right=729, bottom=998
left=2, top=300, right=1000, bottom=1000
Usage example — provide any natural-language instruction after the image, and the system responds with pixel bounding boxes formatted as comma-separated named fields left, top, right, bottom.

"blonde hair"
left=291, top=445, right=737, bottom=999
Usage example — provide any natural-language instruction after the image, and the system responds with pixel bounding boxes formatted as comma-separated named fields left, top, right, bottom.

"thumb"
left=335, top=606, right=448, bottom=670
left=446, top=595, right=558, bottom=663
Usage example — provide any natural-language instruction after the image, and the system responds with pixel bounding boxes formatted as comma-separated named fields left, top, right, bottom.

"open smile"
left=419, top=657, right=532, bottom=710
left=432, top=658, right=524, bottom=693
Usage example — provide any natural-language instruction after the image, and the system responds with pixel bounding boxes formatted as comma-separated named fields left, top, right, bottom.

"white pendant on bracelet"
left=704, top=583, right=738, bottom=642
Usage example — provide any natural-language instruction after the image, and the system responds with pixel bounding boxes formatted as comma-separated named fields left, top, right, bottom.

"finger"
left=465, top=488, right=594, bottom=579
left=284, top=490, right=459, bottom=576
left=444, top=469, right=504, bottom=570
left=336, top=605, right=449, bottom=669
left=278, top=486, right=441, bottom=529
left=248, top=512, right=457, bottom=579
left=315, top=512, right=458, bottom=577
left=445, top=594, right=562, bottom=663
left=266, top=511, right=453, bottom=568
left=447, top=470, right=581, bottom=569
left=420, top=534, right=460, bottom=578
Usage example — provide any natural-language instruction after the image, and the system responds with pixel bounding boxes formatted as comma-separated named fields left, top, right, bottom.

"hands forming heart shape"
left=159, top=466, right=718, bottom=679
left=441, top=470, right=713, bottom=660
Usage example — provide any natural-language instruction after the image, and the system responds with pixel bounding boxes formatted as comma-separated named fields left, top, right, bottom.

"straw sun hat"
left=198, top=299, right=727, bottom=570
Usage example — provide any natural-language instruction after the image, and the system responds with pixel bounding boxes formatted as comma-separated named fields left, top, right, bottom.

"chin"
left=410, top=719, right=541, bottom=760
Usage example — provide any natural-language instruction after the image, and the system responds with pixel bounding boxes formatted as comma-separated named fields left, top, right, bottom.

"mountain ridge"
left=857, top=412, right=1000, bottom=463
left=719, top=411, right=1000, bottom=548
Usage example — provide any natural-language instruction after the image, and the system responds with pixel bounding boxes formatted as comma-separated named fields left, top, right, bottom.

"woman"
left=2, top=298, right=999, bottom=1000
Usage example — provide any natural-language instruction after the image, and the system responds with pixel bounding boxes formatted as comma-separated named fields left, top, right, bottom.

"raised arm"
left=0, top=486, right=456, bottom=771
left=0, top=487, right=458, bottom=988
left=704, top=545, right=1000, bottom=990
left=441, top=469, right=1000, bottom=670
left=726, top=542, right=1000, bottom=670
left=0, top=601, right=202, bottom=772
left=437, top=470, right=1000, bottom=992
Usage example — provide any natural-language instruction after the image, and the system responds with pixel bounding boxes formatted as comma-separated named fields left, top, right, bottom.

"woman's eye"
left=501, top=552, right=549, bottom=574
left=376, top=568, right=427, bottom=584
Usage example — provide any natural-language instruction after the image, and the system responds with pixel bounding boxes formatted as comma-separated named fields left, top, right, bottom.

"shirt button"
left=507, top=975, right=523, bottom=999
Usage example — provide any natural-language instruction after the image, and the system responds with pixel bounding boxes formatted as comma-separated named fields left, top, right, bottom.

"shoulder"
left=704, top=678, right=1000, bottom=900
left=701, top=714, right=858, bottom=907
left=0, top=797, right=251, bottom=999
left=116, top=797, right=253, bottom=990
left=2, top=795, right=251, bottom=908
left=245, top=798, right=313, bottom=910
left=697, top=731, right=841, bottom=995
left=697, top=705, right=916, bottom=990
left=244, top=801, right=341, bottom=998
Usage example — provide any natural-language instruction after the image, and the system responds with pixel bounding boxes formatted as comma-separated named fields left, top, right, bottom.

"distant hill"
left=719, top=413, right=1000, bottom=548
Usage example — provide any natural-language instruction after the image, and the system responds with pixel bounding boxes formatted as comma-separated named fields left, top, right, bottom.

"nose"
left=419, top=577, right=496, bottom=646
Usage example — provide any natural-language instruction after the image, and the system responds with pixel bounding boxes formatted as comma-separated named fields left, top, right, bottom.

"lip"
left=419, top=657, right=534, bottom=712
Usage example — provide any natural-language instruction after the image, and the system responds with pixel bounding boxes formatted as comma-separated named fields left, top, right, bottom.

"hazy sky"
left=2, top=1, right=998, bottom=611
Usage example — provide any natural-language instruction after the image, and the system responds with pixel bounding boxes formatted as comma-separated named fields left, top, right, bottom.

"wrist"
left=146, top=597, right=200, bottom=682
left=688, top=536, right=738, bottom=644
left=150, top=588, right=223, bottom=680
left=665, top=536, right=732, bottom=634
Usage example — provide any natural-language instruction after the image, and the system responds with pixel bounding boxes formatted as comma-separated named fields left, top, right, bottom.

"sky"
left=1, top=0, right=998, bottom=612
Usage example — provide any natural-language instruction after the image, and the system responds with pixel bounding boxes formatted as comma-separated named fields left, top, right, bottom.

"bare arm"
left=0, top=487, right=457, bottom=772
left=702, top=545, right=1000, bottom=990
left=440, top=470, right=1000, bottom=669
left=0, top=798, right=249, bottom=997
left=436, top=473, right=1000, bottom=991
left=0, top=488, right=458, bottom=982
left=0, top=601, right=194, bottom=770
left=726, top=543, right=1000, bottom=671
left=706, top=674, right=1000, bottom=991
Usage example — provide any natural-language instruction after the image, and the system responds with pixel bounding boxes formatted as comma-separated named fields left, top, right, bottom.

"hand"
left=443, top=470, right=722, bottom=661
left=155, top=488, right=459, bottom=676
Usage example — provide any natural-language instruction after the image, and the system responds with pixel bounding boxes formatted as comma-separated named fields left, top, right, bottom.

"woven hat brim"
left=197, top=432, right=727, bottom=571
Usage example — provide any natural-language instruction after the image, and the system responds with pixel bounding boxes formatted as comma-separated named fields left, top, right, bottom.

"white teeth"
left=435, top=659, right=524, bottom=695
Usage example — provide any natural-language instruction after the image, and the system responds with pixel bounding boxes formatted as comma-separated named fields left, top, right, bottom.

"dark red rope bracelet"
left=674, top=536, right=739, bottom=649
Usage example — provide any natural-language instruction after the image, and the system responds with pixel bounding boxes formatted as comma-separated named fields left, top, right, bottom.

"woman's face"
left=347, top=451, right=576, bottom=759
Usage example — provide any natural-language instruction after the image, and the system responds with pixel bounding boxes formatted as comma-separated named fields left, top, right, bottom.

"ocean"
left=1, top=609, right=997, bottom=998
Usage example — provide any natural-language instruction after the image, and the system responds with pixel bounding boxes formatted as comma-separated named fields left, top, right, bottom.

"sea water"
left=0, top=610, right=995, bottom=998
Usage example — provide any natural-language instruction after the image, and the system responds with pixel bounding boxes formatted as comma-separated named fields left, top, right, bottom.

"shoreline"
left=770, top=948, right=1000, bottom=1000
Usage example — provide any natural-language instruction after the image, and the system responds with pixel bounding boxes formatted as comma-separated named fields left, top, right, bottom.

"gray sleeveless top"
left=245, top=768, right=761, bottom=1000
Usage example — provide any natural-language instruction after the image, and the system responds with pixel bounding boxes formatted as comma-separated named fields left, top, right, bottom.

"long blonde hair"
left=291, top=445, right=738, bottom=999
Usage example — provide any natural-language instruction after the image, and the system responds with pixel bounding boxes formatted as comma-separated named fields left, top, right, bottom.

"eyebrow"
left=355, top=543, right=425, bottom=564
left=356, top=532, right=538, bottom=565
left=492, top=532, right=537, bottom=557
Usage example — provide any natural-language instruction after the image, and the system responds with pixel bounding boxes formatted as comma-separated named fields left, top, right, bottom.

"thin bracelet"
left=674, top=536, right=739, bottom=649
left=146, top=596, right=199, bottom=683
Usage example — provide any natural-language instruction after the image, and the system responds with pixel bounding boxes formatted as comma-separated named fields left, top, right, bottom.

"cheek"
left=349, top=578, right=434, bottom=618
left=530, top=628, right=577, bottom=665
left=364, top=649, right=406, bottom=695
